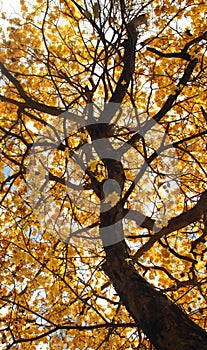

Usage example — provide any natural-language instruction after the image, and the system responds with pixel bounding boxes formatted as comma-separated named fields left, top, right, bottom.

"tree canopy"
left=0, top=0, right=207, bottom=349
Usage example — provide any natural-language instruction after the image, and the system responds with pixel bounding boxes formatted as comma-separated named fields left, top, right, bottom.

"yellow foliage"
left=0, top=0, right=206, bottom=348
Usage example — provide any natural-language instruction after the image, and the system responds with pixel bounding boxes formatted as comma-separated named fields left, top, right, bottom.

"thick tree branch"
left=0, top=61, right=61, bottom=116
left=124, top=57, right=198, bottom=149
left=103, top=240, right=207, bottom=350
left=147, top=30, right=207, bottom=61
left=153, top=58, right=198, bottom=123
left=99, top=17, right=144, bottom=123
left=108, top=22, right=137, bottom=105
left=147, top=46, right=191, bottom=60
left=132, top=190, right=207, bottom=261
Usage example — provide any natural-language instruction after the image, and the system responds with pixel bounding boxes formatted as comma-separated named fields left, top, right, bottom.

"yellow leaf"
left=121, top=79, right=127, bottom=85
left=104, top=191, right=120, bottom=206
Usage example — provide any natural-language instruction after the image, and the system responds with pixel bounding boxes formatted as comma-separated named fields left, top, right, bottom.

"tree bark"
left=103, top=240, right=207, bottom=350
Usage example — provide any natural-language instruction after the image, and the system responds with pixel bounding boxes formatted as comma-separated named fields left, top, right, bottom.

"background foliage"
left=0, top=0, right=207, bottom=348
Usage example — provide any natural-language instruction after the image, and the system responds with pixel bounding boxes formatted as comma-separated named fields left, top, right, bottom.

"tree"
left=0, top=0, right=207, bottom=348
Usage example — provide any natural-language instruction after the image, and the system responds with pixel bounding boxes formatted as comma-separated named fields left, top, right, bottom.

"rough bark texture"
left=89, top=18, right=207, bottom=350
left=103, top=240, right=207, bottom=350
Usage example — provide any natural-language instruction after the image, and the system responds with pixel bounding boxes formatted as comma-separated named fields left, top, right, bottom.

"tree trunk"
left=103, top=240, right=207, bottom=350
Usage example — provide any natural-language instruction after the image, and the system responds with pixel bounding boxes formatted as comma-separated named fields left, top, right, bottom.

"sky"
left=0, top=0, right=21, bottom=31
left=1, top=0, right=20, bottom=14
